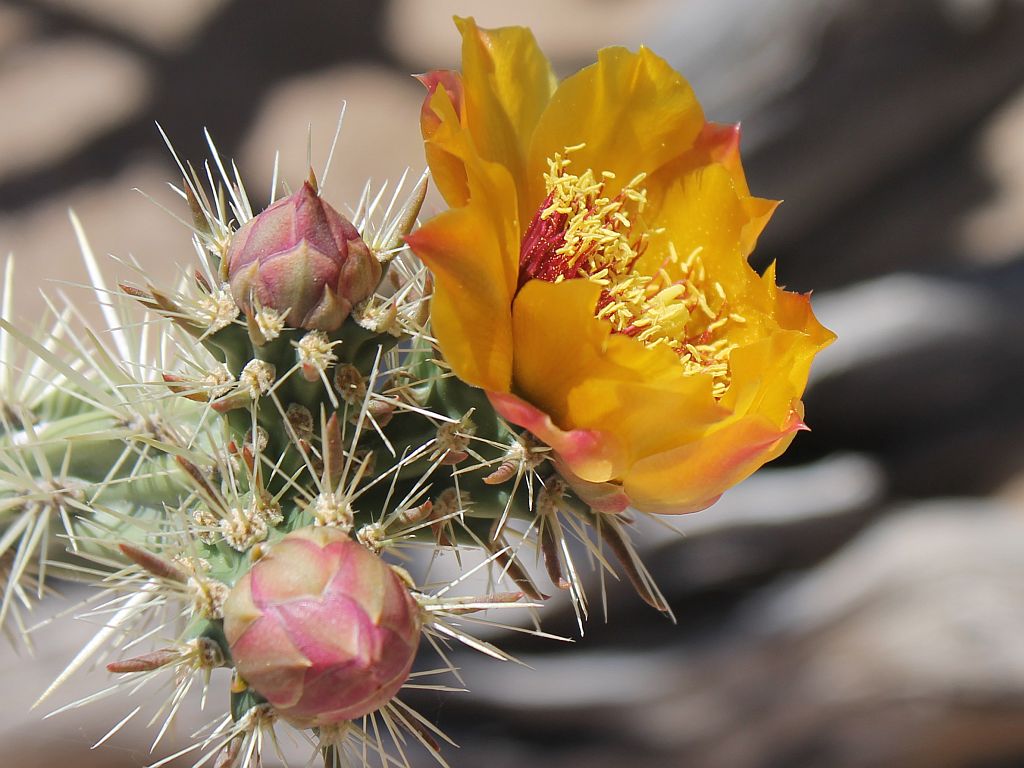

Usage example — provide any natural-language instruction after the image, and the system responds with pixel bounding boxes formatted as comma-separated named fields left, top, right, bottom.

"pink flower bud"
left=223, top=527, right=421, bottom=725
left=226, top=182, right=381, bottom=331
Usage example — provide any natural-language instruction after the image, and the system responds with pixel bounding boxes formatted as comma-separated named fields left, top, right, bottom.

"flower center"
left=519, top=147, right=741, bottom=398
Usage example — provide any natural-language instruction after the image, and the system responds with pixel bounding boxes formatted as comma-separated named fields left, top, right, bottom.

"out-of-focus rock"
left=434, top=500, right=1024, bottom=768
left=649, top=0, right=845, bottom=124
left=803, top=268, right=1024, bottom=496
left=649, top=0, right=1024, bottom=289
left=0, top=0, right=397, bottom=220
left=0, top=39, right=147, bottom=179
left=641, top=453, right=884, bottom=596
left=0, top=162, right=184, bottom=324
left=962, top=84, right=1024, bottom=263
left=808, top=274, right=998, bottom=383
left=416, top=454, right=884, bottom=642
left=656, top=454, right=884, bottom=537
left=616, top=454, right=884, bottom=615
left=0, top=5, right=34, bottom=54
left=239, top=65, right=427, bottom=216
left=386, top=0, right=677, bottom=73
left=36, top=0, right=227, bottom=51
left=3, top=2, right=1024, bottom=767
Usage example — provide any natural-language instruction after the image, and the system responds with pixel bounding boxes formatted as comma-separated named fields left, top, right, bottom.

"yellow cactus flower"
left=407, top=18, right=835, bottom=515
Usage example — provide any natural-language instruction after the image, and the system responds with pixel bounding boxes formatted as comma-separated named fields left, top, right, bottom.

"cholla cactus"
left=0, top=135, right=604, bottom=768
left=1, top=18, right=832, bottom=768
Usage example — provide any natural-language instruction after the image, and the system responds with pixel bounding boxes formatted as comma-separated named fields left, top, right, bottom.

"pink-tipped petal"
left=415, top=69, right=464, bottom=128
left=551, top=456, right=631, bottom=514
left=487, top=390, right=625, bottom=483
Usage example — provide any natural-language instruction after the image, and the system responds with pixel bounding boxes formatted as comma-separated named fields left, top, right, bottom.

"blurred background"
left=2, top=0, right=1024, bottom=766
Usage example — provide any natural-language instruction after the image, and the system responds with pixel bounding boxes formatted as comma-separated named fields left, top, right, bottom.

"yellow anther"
left=542, top=148, right=740, bottom=397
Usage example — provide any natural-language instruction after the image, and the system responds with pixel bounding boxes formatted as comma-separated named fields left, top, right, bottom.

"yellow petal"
left=406, top=176, right=522, bottom=396
left=455, top=17, right=555, bottom=213
left=722, top=265, right=835, bottom=422
left=723, top=331, right=812, bottom=425
left=642, top=163, right=761, bottom=302
left=510, top=278, right=627, bottom=479
left=406, top=200, right=514, bottom=391
left=510, top=278, right=725, bottom=479
left=623, top=408, right=805, bottom=514
left=408, top=66, right=526, bottom=391
left=652, top=122, right=751, bottom=201
left=417, top=71, right=470, bottom=207
left=551, top=455, right=631, bottom=514
left=527, top=46, right=704, bottom=206
left=686, top=123, right=780, bottom=257
left=566, top=375, right=724, bottom=466
left=695, top=123, right=749, bottom=194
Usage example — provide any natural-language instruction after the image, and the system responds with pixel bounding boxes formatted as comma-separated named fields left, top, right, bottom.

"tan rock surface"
left=0, top=39, right=147, bottom=179
left=0, top=5, right=35, bottom=54
left=0, top=162, right=185, bottom=325
left=38, top=0, right=227, bottom=50
left=240, top=64, right=430, bottom=218
left=386, top=0, right=677, bottom=71
left=962, top=84, right=1024, bottom=263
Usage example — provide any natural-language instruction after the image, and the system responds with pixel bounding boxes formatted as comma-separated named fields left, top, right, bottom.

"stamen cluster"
left=522, top=147, right=740, bottom=396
